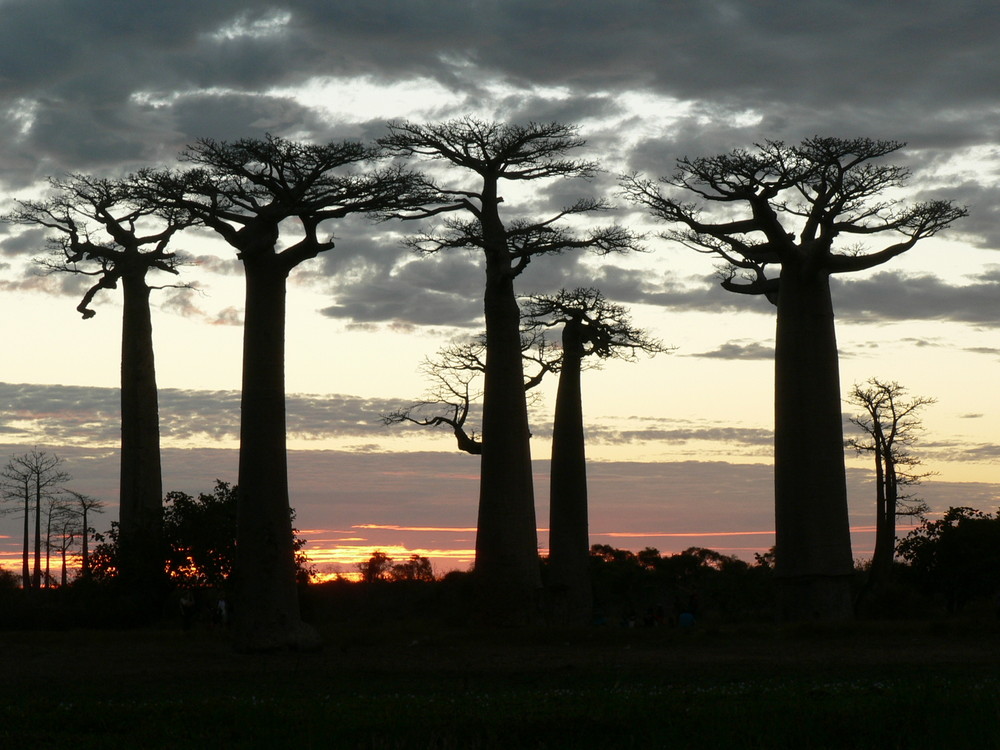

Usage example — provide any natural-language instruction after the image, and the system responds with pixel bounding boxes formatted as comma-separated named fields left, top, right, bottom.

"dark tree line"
left=2, top=125, right=968, bottom=642
left=0, top=450, right=104, bottom=589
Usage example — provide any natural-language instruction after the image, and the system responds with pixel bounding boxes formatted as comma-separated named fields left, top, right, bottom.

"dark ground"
left=4, top=616, right=1000, bottom=749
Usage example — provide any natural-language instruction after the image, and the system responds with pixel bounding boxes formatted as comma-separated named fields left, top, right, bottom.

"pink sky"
left=3, top=443, right=997, bottom=580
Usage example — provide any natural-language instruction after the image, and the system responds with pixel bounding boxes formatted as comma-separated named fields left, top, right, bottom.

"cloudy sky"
left=1, top=0, right=997, bottom=577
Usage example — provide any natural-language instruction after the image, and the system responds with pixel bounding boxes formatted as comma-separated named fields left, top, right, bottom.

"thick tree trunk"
left=773, top=264, right=854, bottom=620
left=546, top=320, right=592, bottom=624
left=118, top=273, right=165, bottom=604
left=474, top=242, right=541, bottom=624
left=233, top=259, right=319, bottom=651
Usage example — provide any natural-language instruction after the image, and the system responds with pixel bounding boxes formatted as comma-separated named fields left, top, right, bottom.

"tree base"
left=777, top=574, right=854, bottom=622
left=471, top=574, right=543, bottom=627
left=544, top=582, right=593, bottom=626
left=233, top=620, right=323, bottom=654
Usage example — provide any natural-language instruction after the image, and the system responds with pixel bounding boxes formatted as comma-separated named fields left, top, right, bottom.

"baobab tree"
left=621, top=137, right=966, bottom=620
left=381, top=119, right=640, bottom=622
left=143, top=135, right=429, bottom=651
left=0, top=450, right=70, bottom=589
left=523, top=288, right=668, bottom=623
left=848, top=378, right=934, bottom=594
left=8, top=175, right=191, bottom=599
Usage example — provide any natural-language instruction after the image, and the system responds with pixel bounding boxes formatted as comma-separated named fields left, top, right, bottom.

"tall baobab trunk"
left=118, top=272, right=165, bottom=601
left=546, top=318, right=592, bottom=624
left=233, top=257, right=317, bottom=651
left=475, top=239, right=541, bottom=624
left=773, top=264, right=854, bottom=620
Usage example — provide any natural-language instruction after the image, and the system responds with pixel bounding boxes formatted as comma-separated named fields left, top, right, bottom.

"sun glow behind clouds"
left=272, top=76, right=467, bottom=125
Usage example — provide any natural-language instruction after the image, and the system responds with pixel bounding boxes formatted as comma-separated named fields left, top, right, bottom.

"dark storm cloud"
left=2, top=0, right=997, bottom=186
left=169, top=92, right=329, bottom=143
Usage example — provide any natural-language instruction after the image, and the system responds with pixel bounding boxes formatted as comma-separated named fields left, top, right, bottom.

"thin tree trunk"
left=546, top=319, right=592, bottom=624
left=773, top=264, right=854, bottom=620
left=118, top=273, right=165, bottom=603
left=869, top=435, right=894, bottom=581
left=32, top=477, right=41, bottom=589
left=21, top=491, right=30, bottom=590
left=80, top=506, right=90, bottom=579
left=44, top=510, right=52, bottom=588
left=474, top=219, right=541, bottom=624
left=233, top=258, right=318, bottom=651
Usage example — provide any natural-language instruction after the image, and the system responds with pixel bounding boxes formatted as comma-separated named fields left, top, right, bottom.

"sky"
left=0, top=0, right=997, bottom=579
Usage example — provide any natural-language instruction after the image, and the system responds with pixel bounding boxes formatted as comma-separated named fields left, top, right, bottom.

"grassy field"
left=4, top=617, right=1000, bottom=748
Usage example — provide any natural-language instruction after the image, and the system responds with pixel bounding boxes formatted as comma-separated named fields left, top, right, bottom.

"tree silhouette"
left=163, top=480, right=309, bottom=588
left=62, top=490, right=105, bottom=581
left=523, top=288, right=668, bottom=623
left=381, top=331, right=558, bottom=455
left=381, top=119, right=640, bottom=622
left=142, top=135, right=428, bottom=650
left=848, top=378, right=934, bottom=594
left=357, top=550, right=394, bottom=583
left=389, top=554, right=435, bottom=582
left=621, top=137, right=967, bottom=620
left=0, top=450, right=70, bottom=589
left=897, top=507, right=1000, bottom=613
left=8, top=175, right=191, bottom=599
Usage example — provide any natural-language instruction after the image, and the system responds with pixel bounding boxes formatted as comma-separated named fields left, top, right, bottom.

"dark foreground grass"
left=4, top=620, right=1000, bottom=749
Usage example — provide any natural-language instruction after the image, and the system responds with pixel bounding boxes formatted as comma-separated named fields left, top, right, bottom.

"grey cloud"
left=318, top=227, right=485, bottom=326
left=690, top=340, right=774, bottom=360
left=917, top=181, right=1000, bottom=250
left=501, top=94, right=623, bottom=130
left=921, top=439, right=1000, bottom=463
left=0, top=227, right=49, bottom=257
left=578, top=416, right=774, bottom=450
left=0, top=381, right=418, bottom=446
left=965, top=347, right=1000, bottom=358
left=170, top=92, right=328, bottom=144
left=831, top=270, right=1000, bottom=326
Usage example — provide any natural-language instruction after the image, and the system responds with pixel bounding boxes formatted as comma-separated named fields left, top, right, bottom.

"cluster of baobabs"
left=3, top=118, right=966, bottom=651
